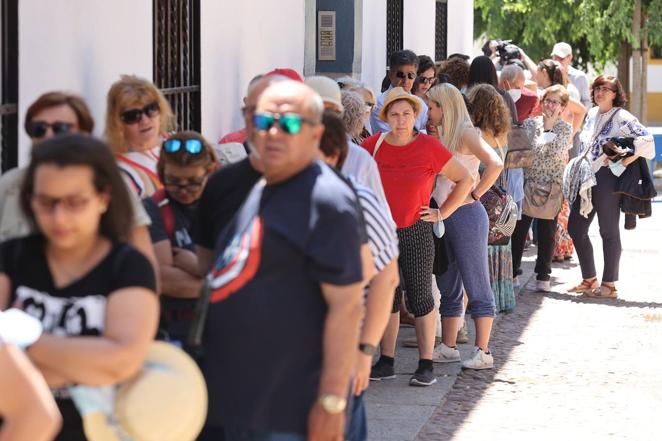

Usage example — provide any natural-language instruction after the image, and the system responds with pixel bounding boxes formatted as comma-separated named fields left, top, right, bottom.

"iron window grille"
left=435, top=0, right=448, bottom=62
left=1, top=0, right=18, bottom=172
left=386, top=0, right=403, bottom=65
left=153, top=0, right=201, bottom=132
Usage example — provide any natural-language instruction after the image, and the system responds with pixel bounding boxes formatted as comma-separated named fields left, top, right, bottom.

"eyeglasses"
left=253, top=112, right=317, bottom=135
left=120, top=101, right=160, bottom=124
left=418, top=76, right=436, bottom=85
left=164, top=177, right=207, bottom=192
left=395, top=71, right=417, bottom=80
left=26, top=121, right=74, bottom=139
left=594, top=86, right=616, bottom=94
left=31, top=193, right=92, bottom=214
left=163, top=138, right=203, bottom=155
left=543, top=98, right=564, bottom=107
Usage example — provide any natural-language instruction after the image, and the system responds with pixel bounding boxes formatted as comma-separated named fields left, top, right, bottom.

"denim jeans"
left=345, top=392, right=367, bottom=441
left=223, top=427, right=305, bottom=441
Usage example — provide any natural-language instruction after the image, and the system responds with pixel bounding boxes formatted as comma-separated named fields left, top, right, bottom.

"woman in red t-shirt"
left=361, top=87, right=473, bottom=387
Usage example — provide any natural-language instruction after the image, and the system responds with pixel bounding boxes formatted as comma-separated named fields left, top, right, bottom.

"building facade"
left=0, top=0, right=473, bottom=169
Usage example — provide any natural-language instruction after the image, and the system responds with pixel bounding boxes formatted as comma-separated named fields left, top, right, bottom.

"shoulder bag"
left=479, top=136, right=518, bottom=245
left=504, top=123, right=534, bottom=169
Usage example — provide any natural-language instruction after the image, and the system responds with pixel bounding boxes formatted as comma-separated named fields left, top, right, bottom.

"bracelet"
left=471, top=191, right=479, bottom=201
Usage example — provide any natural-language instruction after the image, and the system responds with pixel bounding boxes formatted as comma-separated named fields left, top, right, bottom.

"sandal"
left=567, top=278, right=599, bottom=293
left=585, top=284, right=618, bottom=299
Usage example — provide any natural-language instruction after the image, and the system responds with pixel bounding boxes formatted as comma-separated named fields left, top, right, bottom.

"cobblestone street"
left=367, top=204, right=662, bottom=441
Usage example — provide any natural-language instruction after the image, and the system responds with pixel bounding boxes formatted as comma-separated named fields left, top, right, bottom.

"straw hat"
left=305, top=75, right=344, bottom=113
left=379, top=87, right=421, bottom=121
left=76, top=341, right=208, bottom=441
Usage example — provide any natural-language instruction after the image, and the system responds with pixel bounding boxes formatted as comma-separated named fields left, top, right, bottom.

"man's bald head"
left=253, top=81, right=325, bottom=184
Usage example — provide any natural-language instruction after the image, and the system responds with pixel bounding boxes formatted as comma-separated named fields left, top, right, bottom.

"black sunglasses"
left=395, top=71, right=417, bottom=80
left=26, top=121, right=74, bottom=139
left=120, top=101, right=160, bottom=125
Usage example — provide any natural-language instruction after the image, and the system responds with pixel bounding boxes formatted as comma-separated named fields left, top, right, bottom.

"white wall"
left=403, top=0, right=436, bottom=60
left=360, top=0, right=387, bottom=97
left=447, top=0, right=473, bottom=57
left=648, top=65, right=662, bottom=92
left=201, top=0, right=307, bottom=142
left=18, top=0, right=152, bottom=165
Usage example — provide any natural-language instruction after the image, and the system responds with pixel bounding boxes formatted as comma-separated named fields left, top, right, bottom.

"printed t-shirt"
left=0, top=235, right=156, bottom=441
left=117, top=146, right=162, bottom=198
left=202, top=160, right=364, bottom=435
left=195, top=156, right=262, bottom=252
left=143, top=196, right=197, bottom=252
left=361, top=133, right=452, bottom=229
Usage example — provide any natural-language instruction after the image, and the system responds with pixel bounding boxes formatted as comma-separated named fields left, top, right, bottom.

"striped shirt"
left=348, top=176, right=399, bottom=274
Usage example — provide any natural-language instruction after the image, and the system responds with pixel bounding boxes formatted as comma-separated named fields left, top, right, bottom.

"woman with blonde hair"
left=466, top=84, right=516, bottom=313
left=105, top=75, right=175, bottom=198
left=425, top=83, right=503, bottom=370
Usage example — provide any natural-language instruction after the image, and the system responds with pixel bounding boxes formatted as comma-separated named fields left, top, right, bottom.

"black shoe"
left=409, top=366, right=437, bottom=387
left=369, top=359, right=396, bottom=381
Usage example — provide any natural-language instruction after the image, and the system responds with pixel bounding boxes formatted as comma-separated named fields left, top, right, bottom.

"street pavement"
left=365, top=202, right=662, bottom=441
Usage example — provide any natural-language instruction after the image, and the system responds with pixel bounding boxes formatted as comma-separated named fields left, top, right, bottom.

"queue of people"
left=0, top=38, right=656, bottom=441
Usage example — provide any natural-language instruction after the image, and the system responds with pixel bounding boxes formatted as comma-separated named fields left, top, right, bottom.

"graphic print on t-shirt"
left=15, top=286, right=106, bottom=336
left=208, top=216, right=263, bottom=303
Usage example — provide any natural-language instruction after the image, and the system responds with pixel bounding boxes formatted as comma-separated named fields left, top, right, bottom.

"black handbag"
left=429, top=197, right=449, bottom=275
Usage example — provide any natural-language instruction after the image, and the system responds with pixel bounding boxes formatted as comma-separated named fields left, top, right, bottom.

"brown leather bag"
left=505, top=124, right=534, bottom=169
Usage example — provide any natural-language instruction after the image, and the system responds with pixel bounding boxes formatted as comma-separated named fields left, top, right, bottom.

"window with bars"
left=386, top=0, right=403, bottom=64
left=153, top=0, right=201, bottom=132
left=1, top=0, right=18, bottom=172
left=435, top=0, right=448, bottom=62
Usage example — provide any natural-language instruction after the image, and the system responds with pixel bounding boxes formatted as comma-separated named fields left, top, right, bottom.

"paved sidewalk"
left=366, top=204, right=662, bottom=441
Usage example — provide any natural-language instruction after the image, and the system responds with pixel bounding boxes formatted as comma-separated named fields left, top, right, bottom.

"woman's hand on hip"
left=420, top=206, right=441, bottom=222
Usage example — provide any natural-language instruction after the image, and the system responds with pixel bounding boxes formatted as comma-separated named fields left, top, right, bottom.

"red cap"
left=265, top=68, right=303, bottom=83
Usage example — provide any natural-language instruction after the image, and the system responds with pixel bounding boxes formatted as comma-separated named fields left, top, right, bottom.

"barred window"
left=435, top=0, right=448, bottom=62
left=386, top=0, right=403, bottom=64
left=153, top=0, right=201, bottom=132
left=1, top=0, right=18, bottom=172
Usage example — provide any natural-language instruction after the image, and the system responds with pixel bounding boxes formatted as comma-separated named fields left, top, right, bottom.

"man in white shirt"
left=552, top=42, right=592, bottom=109
left=370, top=50, right=429, bottom=134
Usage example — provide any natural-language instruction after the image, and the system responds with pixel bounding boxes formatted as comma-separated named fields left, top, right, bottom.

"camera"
left=495, top=40, right=521, bottom=64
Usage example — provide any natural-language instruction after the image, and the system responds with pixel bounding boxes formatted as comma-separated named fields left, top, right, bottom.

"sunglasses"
left=31, top=193, right=92, bottom=214
left=164, top=176, right=207, bottom=192
left=395, top=71, right=417, bottom=80
left=253, top=112, right=317, bottom=135
left=163, top=138, right=203, bottom=155
left=120, top=101, right=160, bottom=125
left=26, top=121, right=74, bottom=139
left=418, top=76, right=436, bottom=85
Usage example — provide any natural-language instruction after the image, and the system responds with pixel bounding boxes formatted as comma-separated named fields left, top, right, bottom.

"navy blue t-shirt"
left=202, top=160, right=364, bottom=435
left=143, top=196, right=197, bottom=252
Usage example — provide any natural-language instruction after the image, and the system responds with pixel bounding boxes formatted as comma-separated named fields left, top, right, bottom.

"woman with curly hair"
left=437, top=57, right=470, bottom=92
left=105, top=75, right=175, bottom=198
left=466, top=84, right=516, bottom=312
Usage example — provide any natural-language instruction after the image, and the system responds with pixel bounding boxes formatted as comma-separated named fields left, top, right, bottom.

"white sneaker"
left=461, top=347, right=494, bottom=370
left=432, top=343, right=461, bottom=363
left=513, top=276, right=520, bottom=288
left=536, top=280, right=551, bottom=292
left=456, top=319, right=469, bottom=344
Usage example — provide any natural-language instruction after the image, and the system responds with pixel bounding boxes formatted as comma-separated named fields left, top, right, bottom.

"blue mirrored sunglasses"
left=163, top=138, right=203, bottom=155
left=253, top=112, right=317, bottom=135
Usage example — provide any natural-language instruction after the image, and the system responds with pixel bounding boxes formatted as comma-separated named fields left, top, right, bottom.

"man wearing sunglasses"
left=201, top=81, right=367, bottom=441
left=370, top=49, right=429, bottom=136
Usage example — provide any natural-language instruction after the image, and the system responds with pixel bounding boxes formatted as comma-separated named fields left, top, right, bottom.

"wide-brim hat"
left=80, top=341, right=208, bottom=441
left=379, top=87, right=421, bottom=121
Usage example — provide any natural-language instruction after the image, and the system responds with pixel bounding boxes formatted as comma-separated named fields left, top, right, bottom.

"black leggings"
left=512, top=214, right=559, bottom=282
left=568, top=167, right=621, bottom=282
left=392, top=221, right=435, bottom=317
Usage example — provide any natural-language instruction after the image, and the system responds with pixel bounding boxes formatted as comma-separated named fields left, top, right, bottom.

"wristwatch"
left=318, top=394, right=347, bottom=414
left=358, top=342, right=377, bottom=356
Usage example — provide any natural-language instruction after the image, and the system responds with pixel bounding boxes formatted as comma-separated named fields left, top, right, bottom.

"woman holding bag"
left=511, top=85, right=573, bottom=292
left=567, top=75, right=655, bottom=298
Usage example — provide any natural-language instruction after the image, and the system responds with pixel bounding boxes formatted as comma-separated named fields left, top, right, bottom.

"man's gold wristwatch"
left=317, top=394, right=347, bottom=414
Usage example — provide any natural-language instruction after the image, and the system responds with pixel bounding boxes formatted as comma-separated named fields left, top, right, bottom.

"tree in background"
left=475, top=0, right=662, bottom=123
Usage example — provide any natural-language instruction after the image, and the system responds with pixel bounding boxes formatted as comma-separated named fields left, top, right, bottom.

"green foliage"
left=475, top=0, right=662, bottom=68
